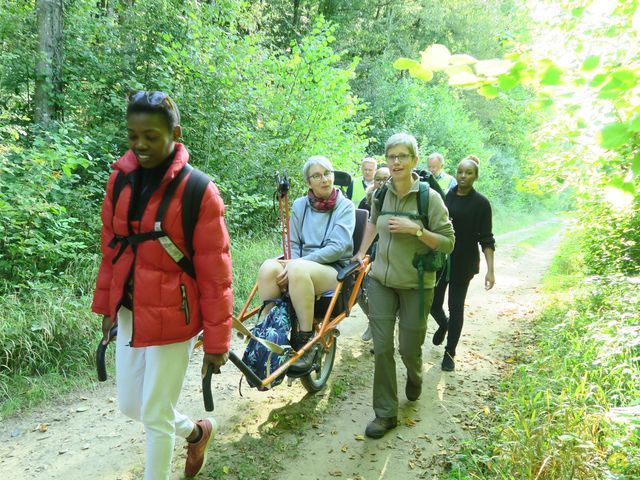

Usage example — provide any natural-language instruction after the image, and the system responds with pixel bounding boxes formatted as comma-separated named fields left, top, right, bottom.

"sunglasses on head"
left=127, top=90, right=175, bottom=111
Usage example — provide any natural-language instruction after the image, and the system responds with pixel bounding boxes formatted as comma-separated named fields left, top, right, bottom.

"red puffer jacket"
left=91, top=143, right=233, bottom=354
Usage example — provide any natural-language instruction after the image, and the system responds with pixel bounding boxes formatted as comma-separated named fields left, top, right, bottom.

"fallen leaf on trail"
left=397, top=434, right=406, bottom=441
left=329, top=470, right=343, bottom=477
left=354, top=435, right=365, bottom=441
left=223, top=466, right=230, bottom=474
left=331, top=429, right=338, bottom=435
left=404, top=418, right=417, bottom=427
left=35, top=423, right=49, bottom=432
left=409, top=461, right=416, bottom=469
left=76, top=406, right=89, bottom=412
left=341, top=445, right=349, bottom=452
left=504, top=357, right=516, bottom=364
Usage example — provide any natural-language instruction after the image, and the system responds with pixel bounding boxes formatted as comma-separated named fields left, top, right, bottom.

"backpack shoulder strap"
left=152, top=164, right=196, bottom=278
left=111, top=171, right=128, bottom=217
left=373, top=183, right=388, bottom=212
left=417, top=182, right=430, bottom=229
left=155, top=164, right=192, bottom=224
left=181, top=167, right=212, bottom=259
left=376, top=182, right=422, bottom=221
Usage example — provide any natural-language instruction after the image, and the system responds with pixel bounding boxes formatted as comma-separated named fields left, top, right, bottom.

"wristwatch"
left=415, top=227, right=423, bottom=237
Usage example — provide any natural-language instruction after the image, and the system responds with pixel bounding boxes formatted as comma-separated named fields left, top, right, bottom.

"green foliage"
left=230, top=234, right=280, bottom=313
left=0, top=1, right=367, bottom=283
left=447, top=248, right=640, bottom=479
left=580, top=197, right=640, bottom=276
left=0, top=257, right=99, bottom=417
left=0, top=125, right=102, bottom=283
left=395, top=2, right=640, bottom=199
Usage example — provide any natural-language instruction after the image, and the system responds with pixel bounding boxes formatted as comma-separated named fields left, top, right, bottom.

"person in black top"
left=429, top=155, right=495, bottom=371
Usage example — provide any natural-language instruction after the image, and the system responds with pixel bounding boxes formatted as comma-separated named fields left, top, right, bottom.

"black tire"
left=300, top=335, right=337, bottom=393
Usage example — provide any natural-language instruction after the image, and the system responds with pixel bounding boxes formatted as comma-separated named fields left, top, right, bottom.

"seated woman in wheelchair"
left=257, top=155, right=356, bottom=372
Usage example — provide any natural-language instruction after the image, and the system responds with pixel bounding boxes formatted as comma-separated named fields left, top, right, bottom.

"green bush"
left=447, top=243, right=640, bottom=479
left=580, top=198, right=640, bottom=276
left=0, top=1, right=368, bottom=282
left=0, top=126, right=101, bottom=283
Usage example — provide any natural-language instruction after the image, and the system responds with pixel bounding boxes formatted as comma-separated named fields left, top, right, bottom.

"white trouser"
left=115, top=308, right=196, bottom=480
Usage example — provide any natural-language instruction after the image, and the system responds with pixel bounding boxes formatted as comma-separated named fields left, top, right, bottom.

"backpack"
left=109, top=164, right=211, bottom=278
left=373, top=178, right=450, bottom=314
left=241, top=298, right=293, bottom=390
left=415, top=169, right=446, bottom=199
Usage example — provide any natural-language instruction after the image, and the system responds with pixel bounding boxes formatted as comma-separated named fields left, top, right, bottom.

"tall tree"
left=34, top=0, right=63, bottom=125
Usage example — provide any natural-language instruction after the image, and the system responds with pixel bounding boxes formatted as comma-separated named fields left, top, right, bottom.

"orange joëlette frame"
left=233, top=256, right=371, bottom=389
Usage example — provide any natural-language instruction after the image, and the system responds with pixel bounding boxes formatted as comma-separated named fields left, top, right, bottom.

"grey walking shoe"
left=365, top=416, right=398, bottom=439
left=405, top=378, right=422, bottom=401
left=361, top=325, right=372, bottom=341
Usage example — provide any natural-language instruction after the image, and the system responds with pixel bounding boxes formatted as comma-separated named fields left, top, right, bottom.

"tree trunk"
left=34, top=0, right=64, bottom=125
left=293, top=0, right=301, bottom=29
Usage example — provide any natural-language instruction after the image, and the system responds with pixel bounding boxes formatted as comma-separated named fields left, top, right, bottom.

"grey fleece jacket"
left=290, top=190, right=355, bottom=264
left=370, top=173, right=455, bottom=289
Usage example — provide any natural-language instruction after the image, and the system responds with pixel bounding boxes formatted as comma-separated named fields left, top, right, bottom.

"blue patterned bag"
left=242, top=298, right=292, bottom=390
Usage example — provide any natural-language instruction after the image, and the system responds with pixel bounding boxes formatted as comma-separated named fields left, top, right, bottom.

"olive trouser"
left=367, top=276, right=434, bottom=418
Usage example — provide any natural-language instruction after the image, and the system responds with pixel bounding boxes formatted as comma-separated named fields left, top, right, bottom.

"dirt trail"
left=0, top=221, right=562, bottom=480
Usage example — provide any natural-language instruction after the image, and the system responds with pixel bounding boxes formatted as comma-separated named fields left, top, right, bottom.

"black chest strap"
left=108, top=164, right=198, bottom=278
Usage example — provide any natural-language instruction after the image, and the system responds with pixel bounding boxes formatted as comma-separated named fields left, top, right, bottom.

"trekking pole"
left=275, top=170, right=291, bottom=259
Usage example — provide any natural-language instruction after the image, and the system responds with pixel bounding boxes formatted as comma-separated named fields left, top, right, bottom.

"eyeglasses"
left=385, top=153, right=414, bottom=162
left=308, top=171, right=334, bottom=181
left=374, top=176, right=389, bottom=183
left=128, top=90, right=176, bottom=111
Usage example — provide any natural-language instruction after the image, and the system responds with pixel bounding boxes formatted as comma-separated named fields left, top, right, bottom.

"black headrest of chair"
left=333, top=171, right=352, bottom=188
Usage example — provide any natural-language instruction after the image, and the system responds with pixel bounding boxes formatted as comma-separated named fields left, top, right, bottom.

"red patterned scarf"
left=307, top=188, right=338, bottom=212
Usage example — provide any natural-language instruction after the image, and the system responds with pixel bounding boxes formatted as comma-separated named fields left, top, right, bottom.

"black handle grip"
left=203, top=364, right=215, bottom=412
left=228, top=351, right=264, bottom=388
left=96, top=326, right=118, bottom=382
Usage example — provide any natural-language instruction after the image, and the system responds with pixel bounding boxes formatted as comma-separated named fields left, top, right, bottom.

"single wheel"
left=300, top=335, right=337, bottom=393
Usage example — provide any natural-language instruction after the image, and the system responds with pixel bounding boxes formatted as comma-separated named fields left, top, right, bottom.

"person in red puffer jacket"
left=92, top=91, right=232, bottom=479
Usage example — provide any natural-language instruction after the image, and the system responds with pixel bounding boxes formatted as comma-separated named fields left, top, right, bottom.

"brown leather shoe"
left=365, top=416, right=398, bottom=439
left=184, top=418, right=217, bottom=478
left=405, top=378, right=422, bottom=401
